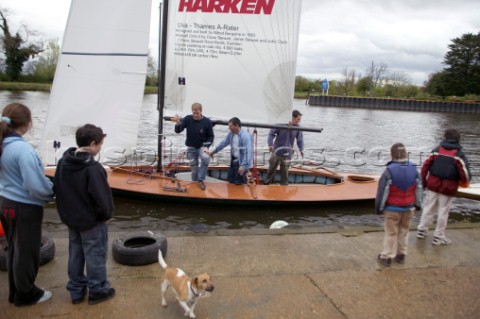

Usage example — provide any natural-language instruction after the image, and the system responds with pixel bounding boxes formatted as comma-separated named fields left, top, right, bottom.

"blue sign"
left=322, top=79, right=329, bottom=90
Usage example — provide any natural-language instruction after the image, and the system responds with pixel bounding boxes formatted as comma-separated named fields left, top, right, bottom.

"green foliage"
left=355, top=77, right=372, bottom=96
left=425, top=32, right=480, bottom=97
left=145, top=51, right=158, bottom=87
left=32, top=39, right=60, bottom=82
left=0, top=10, right=44, bottom=81
left=424, top=72, right=449, bottom=98
left=295, top=76, right=311, bottom=92
left=444, top=32, right=480, bottom=95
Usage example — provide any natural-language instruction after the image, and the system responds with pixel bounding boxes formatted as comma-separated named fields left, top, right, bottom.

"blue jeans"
left=186, top=147, right=210, bottom=181
left=228, top=159, right=247, bottom=184
left=67, top=223, right=110, bottom=299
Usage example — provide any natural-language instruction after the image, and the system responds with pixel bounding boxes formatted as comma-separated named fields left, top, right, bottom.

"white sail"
left=39, top=0, right=152, bottom=165
left=164, top=0, right=302, bottom=124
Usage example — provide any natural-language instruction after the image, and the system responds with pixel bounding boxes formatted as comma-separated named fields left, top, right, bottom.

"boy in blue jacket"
left=375, top=143, right=422, bottom=267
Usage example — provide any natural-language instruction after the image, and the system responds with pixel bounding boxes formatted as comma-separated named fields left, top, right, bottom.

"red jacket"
left=421, top=140, right=470, bottom=196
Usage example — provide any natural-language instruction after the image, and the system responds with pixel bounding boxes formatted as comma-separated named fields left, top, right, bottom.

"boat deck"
left=75, top=165, right=380, bottom=205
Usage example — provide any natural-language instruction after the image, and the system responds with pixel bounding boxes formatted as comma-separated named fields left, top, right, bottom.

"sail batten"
left=62, top=52, right=149, bottom=57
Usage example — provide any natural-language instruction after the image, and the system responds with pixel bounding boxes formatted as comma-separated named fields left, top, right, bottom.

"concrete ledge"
left=2, top=227, right=480, bottom=318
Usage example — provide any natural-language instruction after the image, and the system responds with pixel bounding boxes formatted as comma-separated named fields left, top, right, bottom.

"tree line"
left=1, top=8, right=479, bottom=100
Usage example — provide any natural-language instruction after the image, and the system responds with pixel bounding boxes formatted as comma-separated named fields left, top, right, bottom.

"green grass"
left=0, top=81, right=52, bottom=91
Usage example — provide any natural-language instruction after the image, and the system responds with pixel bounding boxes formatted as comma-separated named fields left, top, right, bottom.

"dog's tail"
left=158, top=249, right=168, bottom=269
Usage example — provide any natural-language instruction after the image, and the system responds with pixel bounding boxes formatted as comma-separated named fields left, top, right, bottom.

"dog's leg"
left=178, top=300, right=195, bottom=318
left=189, top=300, right=199, bottom=317
left=161, top=279, right=170, bottom=307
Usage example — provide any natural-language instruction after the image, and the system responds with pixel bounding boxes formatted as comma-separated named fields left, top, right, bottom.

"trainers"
left=432, top=236, right=451, bottom=246
left=395, top=254, right=406, bottom=264
left=377, top=254, right=391, bottom=267
left=198, top=181, right=206, bottom=190
left=417, top=229, right=427, bottom=239
left=88, top=288, right=115, bottom=305
left=36, top=290, right=52, bottom=304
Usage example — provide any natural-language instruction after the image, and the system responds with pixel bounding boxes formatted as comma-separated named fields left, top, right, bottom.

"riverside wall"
left=308, top=95, right=480, bottom=113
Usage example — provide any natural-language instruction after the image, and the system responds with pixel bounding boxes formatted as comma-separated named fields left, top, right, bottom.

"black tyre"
left=0, top=236, right=55, bottom=272
left=112, top=231, right=167, bottom=266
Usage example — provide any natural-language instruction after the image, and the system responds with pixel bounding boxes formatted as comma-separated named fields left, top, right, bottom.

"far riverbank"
left=308, top=94, right=480, bottom=113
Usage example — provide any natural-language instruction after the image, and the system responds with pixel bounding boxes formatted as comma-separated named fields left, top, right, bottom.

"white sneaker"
left=36, top=290, right=52, bottom=304
left=432, top=236, right=451, bottom=246
left=417, top=229, right=427, bottom=239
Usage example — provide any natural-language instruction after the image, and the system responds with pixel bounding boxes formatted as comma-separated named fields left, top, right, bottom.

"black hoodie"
left=54, top=147, right=114, bottom=231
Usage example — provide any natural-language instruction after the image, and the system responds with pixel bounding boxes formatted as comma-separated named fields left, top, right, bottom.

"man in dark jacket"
left=174, top=102, right=214, bottom=190
left=264, top=110, right=304, bottom=185
left=54, top=124, right=115, bottom=305
left=417, top=129, right=471, bottom=245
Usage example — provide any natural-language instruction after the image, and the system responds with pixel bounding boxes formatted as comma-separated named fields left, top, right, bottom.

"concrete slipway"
left=1, top=224, right=480, bottom=319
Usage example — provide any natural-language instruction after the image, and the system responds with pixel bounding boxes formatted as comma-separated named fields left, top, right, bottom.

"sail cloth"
left=39, top=0, right=152, bottom=165
left=164, top=0, right=303, bottom=124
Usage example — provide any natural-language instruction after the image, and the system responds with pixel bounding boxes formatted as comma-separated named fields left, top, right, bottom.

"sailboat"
left=41, top=0, right=378, bottom=205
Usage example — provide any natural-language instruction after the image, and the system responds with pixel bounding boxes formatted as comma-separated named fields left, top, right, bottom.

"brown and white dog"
left=158, top=250, right=214, bottom=318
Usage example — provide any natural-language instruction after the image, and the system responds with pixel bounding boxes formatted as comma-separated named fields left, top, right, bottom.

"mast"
left=157, top=0, right=169, bottom=171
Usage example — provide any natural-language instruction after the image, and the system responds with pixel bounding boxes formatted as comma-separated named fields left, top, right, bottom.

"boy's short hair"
left=444, top=129, right=460, bottom=143
left=390, top=143, right=407, bottom=161
left=76, top=124, right=106, bottom=147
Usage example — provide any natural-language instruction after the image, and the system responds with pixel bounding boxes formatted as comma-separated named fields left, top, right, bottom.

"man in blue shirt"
left=264, top=110, right=304, bottom=185
left=209, top=117, right=253, bottom=184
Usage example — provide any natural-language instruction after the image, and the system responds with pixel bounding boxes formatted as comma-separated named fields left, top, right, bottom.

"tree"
left=424, top=71, right=449, bottom=98
left=31, top=39, right=59, bottom=82
left=365, top=61, right=388, bottom=96
left=0, top=9, right=44, bottom=81
left=386, top=71, right=412, bottom=97
left=146, top=51, right=157, bottom=86
left=443, top=32, right=480, bottom=96
left=339, top=67, right=356, bottom=96
left=356, top=76, right=373, bottom=96
left=295, top=75, right=311, bottom=92
left=400, top=84, right=419, bottom=98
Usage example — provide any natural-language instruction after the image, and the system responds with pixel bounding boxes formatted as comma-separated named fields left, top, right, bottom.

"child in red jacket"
left=417, top=129, right=471, bottom=245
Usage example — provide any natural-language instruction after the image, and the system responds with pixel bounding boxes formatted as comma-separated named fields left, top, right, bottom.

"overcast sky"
left=1, top=0, right=479, bottom=85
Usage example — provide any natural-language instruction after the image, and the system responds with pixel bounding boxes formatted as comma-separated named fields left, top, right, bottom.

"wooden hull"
left=46, top=165, right=378, bottom=205
left=457, top=183, right=480, bottom=201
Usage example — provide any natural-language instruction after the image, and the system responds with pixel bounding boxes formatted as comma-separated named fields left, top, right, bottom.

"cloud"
left=2, top=0, right=479, bottom=85
left=297, top=0, right=480, bottom=84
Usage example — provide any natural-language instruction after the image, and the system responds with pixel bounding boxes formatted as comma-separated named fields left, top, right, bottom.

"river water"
left=1, top=91, right=479, bottom=233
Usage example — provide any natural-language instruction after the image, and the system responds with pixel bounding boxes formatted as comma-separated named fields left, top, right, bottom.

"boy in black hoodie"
left=54, top=124, right=115, bottom=305
left=417, top=129, right=471, bottom=245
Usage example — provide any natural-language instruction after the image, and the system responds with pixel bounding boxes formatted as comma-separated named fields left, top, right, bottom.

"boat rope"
left=163, top=150, right=186, bottom=174
left=251, top=128, right=261, bottom=184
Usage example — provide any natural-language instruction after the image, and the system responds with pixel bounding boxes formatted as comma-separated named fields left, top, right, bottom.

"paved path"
left=1, top=225, right=480, bottom=318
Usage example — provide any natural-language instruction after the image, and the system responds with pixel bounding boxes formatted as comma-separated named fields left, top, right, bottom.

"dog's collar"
left=190, top=283, right=200, bottom=298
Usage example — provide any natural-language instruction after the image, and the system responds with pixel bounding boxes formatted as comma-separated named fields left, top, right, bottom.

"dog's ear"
left=194, top=277, right=199, bottom=286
